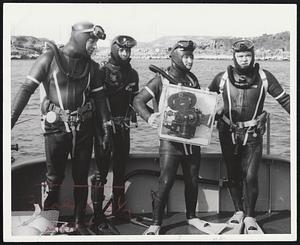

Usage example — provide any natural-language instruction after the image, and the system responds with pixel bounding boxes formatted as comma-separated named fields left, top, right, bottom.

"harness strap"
left=219, top=71, right=227, bottom=94
left=81, top=72, right=91, bottom=107
left=258, top=69, right=268, bottom=92
left=53, top=70, right=70, bottom=132
left=244, top=70, right=265, bottom=145
left=224, top=71, right=236, bottom=144
left=183, top=144, right=189, bottom=155
left=48, top=101, right=93, bottom=123
left=222, top=115, right=258, bottom=128
left=40, top=83, right=46, bottom=132
left=252, top=79, right=265, bottom=120
left=225, top=73, right=233, bottom=123
left=49, top=100, right=93, bottom=159
left=71, top=125, right=76, bottom=159
left=220, top=69, right=268, bottom=145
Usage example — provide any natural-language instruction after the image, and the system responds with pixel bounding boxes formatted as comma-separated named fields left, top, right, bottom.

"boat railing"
left=266, top=114, right=271, bottom=155
left=266, top=115, right=272, bottom=213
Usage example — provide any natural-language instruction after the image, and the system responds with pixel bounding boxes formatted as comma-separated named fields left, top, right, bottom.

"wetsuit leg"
left=72, top=129, right=93, bottom=225
left=219, top=126, right=244, bottom=211
left=241, top=137, right=262, bottom=217
left=44, top=131, right=71, bottom=210
left=181, top=154, right=201, bottom=219
left=92, top=134, right=111, bottom=226
left=112, top=127, right=130, bottom=214
left=153, top=153, right=180, bottom=225
left=94, top=134, right=111, bottom=184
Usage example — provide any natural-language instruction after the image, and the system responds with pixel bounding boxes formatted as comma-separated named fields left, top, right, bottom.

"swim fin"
left=187, top=218, right=228, bottom=234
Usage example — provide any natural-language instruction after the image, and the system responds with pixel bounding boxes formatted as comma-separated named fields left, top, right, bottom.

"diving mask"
left=232, top=39, right=254, bottom=52
left=80, top=25, right=106, bottom=40
left=112, top=35, right=137, bottom=48
left=171, top=40, right=197, bottom=52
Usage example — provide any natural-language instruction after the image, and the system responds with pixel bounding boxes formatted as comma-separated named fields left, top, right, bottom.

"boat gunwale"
left=11, top=153, right=290, bottom=171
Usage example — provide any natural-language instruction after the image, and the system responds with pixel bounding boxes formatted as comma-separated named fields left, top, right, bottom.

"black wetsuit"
left=208, top=64, right=290, bottom=217
left=11, top=45, right=111, bottom=225
left=94, top=56, right=139, bottom=215
left=133, top=66, right=201, bottom=225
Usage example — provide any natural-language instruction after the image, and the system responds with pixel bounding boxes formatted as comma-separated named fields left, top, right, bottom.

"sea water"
left=10, top=59, right=290, bottom=163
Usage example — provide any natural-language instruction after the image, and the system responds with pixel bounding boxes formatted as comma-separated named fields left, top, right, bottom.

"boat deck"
left=57, top=211, right=290, bottom=235
left=11, top=154, right=291, bottom=236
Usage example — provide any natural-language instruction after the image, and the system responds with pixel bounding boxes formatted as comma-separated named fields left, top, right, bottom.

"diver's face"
left=234, top=51, right=253, bottom=68
left=118, top=47, right=131, bottom=60
left=181, top=54, right=194, bottom=70
left=86, top=38, right=98, bottom=56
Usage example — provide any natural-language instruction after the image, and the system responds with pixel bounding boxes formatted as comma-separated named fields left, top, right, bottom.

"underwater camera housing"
left=159, top=83, right=217, bottom=146
left=163, top=91, right=202, bottom=139
left=164, top=107, right=202, bottom=139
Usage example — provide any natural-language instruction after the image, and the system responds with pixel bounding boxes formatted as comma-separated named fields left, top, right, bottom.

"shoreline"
left=11, top=56, right=290, bottom=62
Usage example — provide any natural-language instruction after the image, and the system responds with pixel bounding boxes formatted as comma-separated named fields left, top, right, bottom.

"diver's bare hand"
left=147, top=112, right=161, bottom=129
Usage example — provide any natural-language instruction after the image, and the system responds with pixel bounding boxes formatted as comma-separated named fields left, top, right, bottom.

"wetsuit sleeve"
left=90, top=63, right=105, bottom=95
left=208, top=72, right=224, bottom=93
left=133, top=74, right=161, bottom=122
left=91, top=66, right=111, bottom=124
left=264, top=69, right=290, bottom=114
left=11, top=51, right=53, bottom=128
left=130, top=69, right=139, bottom=104
left=132, top=69, right=139, bottom=93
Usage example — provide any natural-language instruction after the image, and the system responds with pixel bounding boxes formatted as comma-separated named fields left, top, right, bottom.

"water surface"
left=11, top=59, right=290, bottom=163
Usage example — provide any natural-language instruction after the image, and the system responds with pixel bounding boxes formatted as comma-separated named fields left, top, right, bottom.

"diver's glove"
left=147, top=112, right=161, bottom=129
left=256, top=111, right=269, bottom=136
left=102, top=121, right=113, bottom=151
left=128, top=104, right=138, bottom=127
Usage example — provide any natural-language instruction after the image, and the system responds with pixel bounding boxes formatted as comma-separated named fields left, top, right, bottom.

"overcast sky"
left=4, top=3, right=297, bottom=46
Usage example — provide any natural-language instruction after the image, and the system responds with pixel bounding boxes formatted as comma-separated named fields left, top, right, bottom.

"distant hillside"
left=11, top=32, right=290, bottom=60
left=134, top=32, right=290, bottom=60
left=137, top=32, right=289, bottom=52
left=11, top=36, right=50, bottom=59
left=137, top=35, right=229, bottom=49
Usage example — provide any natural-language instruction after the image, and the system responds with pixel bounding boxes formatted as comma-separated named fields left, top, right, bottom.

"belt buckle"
left=75, top=114, right=80, bottom=123
left=237, top=122, right=244, bottom=128
left=87, top=102, right=92, bottom=110
left=113, top=117, right=121, bottom=124
left=235, top=127, right=245, bottom=135
left=48, top=103, right=55, bottom=111
left=76, top=113, right=80, bottom=123
left=229, top=123, right=237, bottom=132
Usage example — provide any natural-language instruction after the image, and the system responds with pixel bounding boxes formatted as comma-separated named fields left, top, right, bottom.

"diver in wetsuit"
left=208, top=39, right=290, bottom=234
left=91, top=35, right=139, bottom=228
left=11, top=21, right=112, bottom=234
left=133, top=40, right=214, bottom=235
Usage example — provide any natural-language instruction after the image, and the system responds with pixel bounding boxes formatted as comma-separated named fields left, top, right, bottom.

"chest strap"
left=47, top=101, right=93, bottom=158
left=220, top=68, right=268, bottom=145
left=53, top=70, right=70, bottom=132
left=222, top=115, right=258, bottom=129
left=47, top=101, right=93, bottom=124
